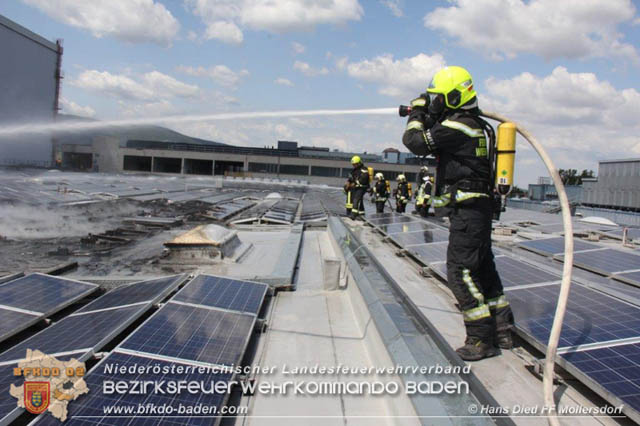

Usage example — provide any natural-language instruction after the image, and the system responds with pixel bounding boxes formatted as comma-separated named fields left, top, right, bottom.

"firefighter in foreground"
left=415, top=176, right=433, bottom=217
left=394, top=175, right=411, bottom=213
left=401, top=66, right=514, bottom=361
left=346, top=155, right=370, bottom=220
left=372, top=172, right=390, bottom=213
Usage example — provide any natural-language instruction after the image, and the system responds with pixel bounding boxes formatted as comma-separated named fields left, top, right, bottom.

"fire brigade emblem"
left=24, top=382, right=50, bottom=414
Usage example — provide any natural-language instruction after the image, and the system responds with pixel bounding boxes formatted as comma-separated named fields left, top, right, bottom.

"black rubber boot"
left=495, top=330, right=513, bottom=349
left=456, top=336, right=498, bottom=361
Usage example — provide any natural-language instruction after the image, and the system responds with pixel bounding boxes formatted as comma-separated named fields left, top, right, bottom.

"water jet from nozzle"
left=0, top=107, right=398, bottom=138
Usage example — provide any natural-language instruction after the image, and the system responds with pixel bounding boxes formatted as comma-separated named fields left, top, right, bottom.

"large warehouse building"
left=582, top=158, right=640, bottom=211
left=56, top=137, right=430, bottom=187
left=0, top=14, right=62, bottom=166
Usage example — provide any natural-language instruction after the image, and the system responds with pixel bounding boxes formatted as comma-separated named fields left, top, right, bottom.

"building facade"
left=55, top=138, right=429, bottom=187
left=0, top=14, right=62, bottom=166
left=582, top=159, right=640, bottom=211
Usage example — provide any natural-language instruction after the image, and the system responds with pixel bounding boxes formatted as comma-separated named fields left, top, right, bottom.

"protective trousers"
left=345, top=190, right=353, bottom=216
left=445, top=197, right=514, bottom=341
left=396, top=200, right=407, bottom=213
left=375, top=201, right=385, bottom=213
left=351, top=187, right=366, bottom=217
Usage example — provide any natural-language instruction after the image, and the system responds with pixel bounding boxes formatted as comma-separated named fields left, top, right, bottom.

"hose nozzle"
left=398, top=105, right=411, bottom=117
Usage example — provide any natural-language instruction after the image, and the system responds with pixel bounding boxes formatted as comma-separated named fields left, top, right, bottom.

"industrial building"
left=0, top=14, right=62, bottom=166
left=55, top=137, right=430, bottom=187
left=582, top=158, right=640, bottom=211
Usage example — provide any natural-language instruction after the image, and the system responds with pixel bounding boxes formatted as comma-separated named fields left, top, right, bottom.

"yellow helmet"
left=427, top=66, right=477, bottom=110
left=351, top=155, right=361, bottom=165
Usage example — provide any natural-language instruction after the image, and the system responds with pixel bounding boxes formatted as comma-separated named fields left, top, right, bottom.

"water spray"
left=0, top=108, right=397, bottom=138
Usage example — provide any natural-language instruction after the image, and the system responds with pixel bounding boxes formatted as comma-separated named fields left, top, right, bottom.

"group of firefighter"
left=344, top=158, right=433, bottom=220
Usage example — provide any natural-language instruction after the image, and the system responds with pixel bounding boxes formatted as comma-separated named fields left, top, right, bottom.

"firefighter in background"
left=394, top=174, right=411, bottom=213
left=415, top=176, right=433, bottom=217
left=348, top=155, right=370, bottom=220
left=343, top=177, right=353, bottom=216
left=401, top=66, right=514, bottom=361
left=417, top=165, right=429, bottom=185
left=372, top=172, right=390, bottom=213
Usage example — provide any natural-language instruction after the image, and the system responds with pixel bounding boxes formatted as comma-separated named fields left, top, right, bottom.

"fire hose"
left=481, top=110, right=574, bottom=426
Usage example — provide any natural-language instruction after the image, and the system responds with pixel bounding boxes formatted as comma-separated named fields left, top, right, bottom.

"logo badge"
left=24, top=382, right=50, bottom=414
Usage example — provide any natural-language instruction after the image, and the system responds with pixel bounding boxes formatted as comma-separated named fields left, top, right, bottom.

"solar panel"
left=368, top=215, right=417, bottom=225
left=558, top=249, right=640, bottom=275
left=0, top=364, right=23, bottom=423
left=376, top=221, right=436, bottom=234
left=120, top=303, right=255, bottom=367
left=613, top=271, right=640, bottom=287
left=389, top=229, right=449, bottom=247
left=0, top=305, right=144, bottom=364
left=407, top=242, right=449, bottom=264
left=0, top=274, right=96, bottom=314
left=519, top=237, right=601, bottom=257
left=428, top=255, right=557, bottom=289
left=602, top=228, right=640, bottom=241
left=173, top=275, right=267, bottom=315
left=75, top=275, right=184, bottom=313
left=31, top=351, right=233, bottom=426
left=494, top=257, right=561, bottom=288
left=560, top=343, right=640, bottom=421
left=509, top=284, right=640, bottom=349
left=0, top=308, right=39, bottom=342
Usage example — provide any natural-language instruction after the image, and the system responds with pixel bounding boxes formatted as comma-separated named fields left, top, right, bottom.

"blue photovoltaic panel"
left=0, top=305, right=143, bottom=363
left=0, top=308, right=39, bottom=341
left=509, top=284, right=640, bottom=348
left=428, top=256, right=557, bottom=289
left=407, top=242, right=449, bottom=264
left=389, top=229, right=449, bottom=246
left=561, top=344, right=640, bottom=418
left=76, top=275, right=183, bottom=313
left=494, top=257, right=560, bottom=288
left=120, top=303, right=254, bottom=366
left=0, top=364, right=24, bottom=423
left=173, top=275, right=267, bottom=315
left=518, top=237, right=601, bottom=257
left=377, top=221, right=436, bottom=235
left=613, top=271, right=640, bottom=287
left=603, top=228, right=640, bottom=241
left=32, top=352, right=232, bottom=426
left=0, top=274, right=96, bottom=314
left=559, top=249, right=640, bottom=275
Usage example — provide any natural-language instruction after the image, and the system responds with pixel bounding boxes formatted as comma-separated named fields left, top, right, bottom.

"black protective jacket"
left=350, top=165, right=370, bottom=188
left=403, top=109, right=492, bottom=205
left=373, top=180, right=389, bottom=201
left=396, top=182, right=410, bottom=202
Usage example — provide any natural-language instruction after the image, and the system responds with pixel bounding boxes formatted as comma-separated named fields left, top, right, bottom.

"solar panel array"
left=364, top=212, right=453, bottom=269
left=429, top=256, right=561, bottom=289
left=557, top=249, right=640, bottom=276
left=33, top=351, right=232, bottom=426
left=0, top=275, right=185, bottom=425
left=518, top=237, right=602, bottom=257
left=367, top=211, right=640, bottom=421
left=0, top=274, right=97, bottom=343
left=30, top=275, right=268, bottom=425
